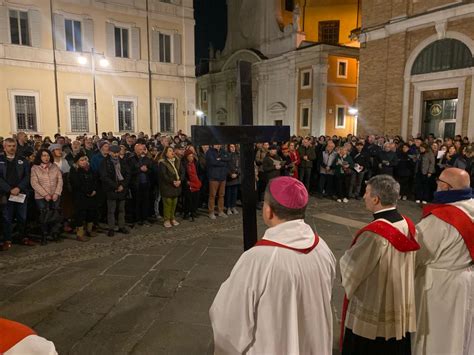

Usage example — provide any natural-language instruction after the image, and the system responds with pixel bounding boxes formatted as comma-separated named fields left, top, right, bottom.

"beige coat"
left=340, top=218, right=417, bottom=340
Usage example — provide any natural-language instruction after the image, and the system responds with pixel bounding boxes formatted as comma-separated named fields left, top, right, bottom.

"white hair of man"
left=367, top=174, right=400, bottom=206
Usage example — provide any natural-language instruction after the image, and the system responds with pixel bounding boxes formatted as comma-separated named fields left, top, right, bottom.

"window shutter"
left=53, top=14, right=66, bottom=50
left=173, top=33, right=181, bottom=65
left=106, top=22, right=115, bottom=57
left=0, top=6, right=8, bottom=44
left=83, top=19, right=94, bottom=52
left=131, top=27, right=140, bottom=60
left=151, top=30, right=159, bottom=62
left=28, top=9, right=42, bottom=47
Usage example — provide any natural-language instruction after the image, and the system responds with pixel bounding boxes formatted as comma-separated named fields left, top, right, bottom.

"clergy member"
left=209, top=176, right=336, bottom=354
left=340, top=174, right=419, bottom=354
left=412, top=167, right=474, bottom=355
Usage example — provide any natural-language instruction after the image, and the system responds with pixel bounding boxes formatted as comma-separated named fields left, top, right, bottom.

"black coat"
left=99, top=156, right=131, bottom=200
left=69, top=166, right=97, bottom=209
left=350, top=149, right=371, bottom=172
left=127, top=155, right=154, bottom=189
left=395, top=152, right=414, bottom=177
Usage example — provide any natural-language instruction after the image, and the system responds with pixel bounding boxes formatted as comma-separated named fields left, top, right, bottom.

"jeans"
left=225, top=184, right=239, bottom=209
left=2, top=199, right=28, bottom=242
left=298, top=167, right=312, bottom=191
left=349, top=170, right=367, bottom=197
left=163, top=197, right=178, bottom=220
left=318, top=174, right=334, bottom=196
left=36, top=198, right=61, bottom=236
left=209, top=180, right=226, bottom=213
left=107, top=199, right=125, bottom=229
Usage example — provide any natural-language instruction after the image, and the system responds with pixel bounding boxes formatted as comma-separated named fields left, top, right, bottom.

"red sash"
left=255, top=234, right=319, bottom=254
left=422, top=204, right=474, bottom=260
left=0, top=318, right=36, bottom=353
left=339, top=216, right=419, bottom=350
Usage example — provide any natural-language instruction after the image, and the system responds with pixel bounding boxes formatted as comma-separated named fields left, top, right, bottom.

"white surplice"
left=413, top=198, right=474, bottom=355
left=5, top=335, right=57, bottom=355
left=209, top=219, right=336, bottom=355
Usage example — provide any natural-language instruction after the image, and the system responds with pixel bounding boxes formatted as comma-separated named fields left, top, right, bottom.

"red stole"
left=255, top=234, right=319, bottom=254
left=339, top=216, right=419, bottom=349
left=422, top=203, right=474, bottom=260
left=0, top=318, right=36, bottom=353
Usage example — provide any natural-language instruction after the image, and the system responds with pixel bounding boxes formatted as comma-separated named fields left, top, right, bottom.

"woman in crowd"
left=225, top=144, right=241, bottom=215
left=181, top=148, right=202, bottom=221
left=395, top=143, right=414, bottom=200
left=288, top=141, right=300, bottom=179
left=30, top=148, right=63, bottom=244
left=158, top=146, right=183, bottom=228
left=377, top=142, right=398, bottom=176
left=415, top=143, right=435, bottom=204
left=333, top=146, right=353, bottom=203
left=69, top=152, right=97, bottom=242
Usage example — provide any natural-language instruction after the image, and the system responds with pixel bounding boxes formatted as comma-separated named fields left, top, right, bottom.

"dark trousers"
left=225, top=184, right=239, bottom=209
left=133, top=183, right=151, bottom=222
left=35, top=199, right=61, bottom=236
left=2, top=199, right=28, bottom=242
left=397, top=176, right=411, bottom=197
left=183, top=189, right=200, bottom=215
left=349, top=171, right=367, bottom=197
left=336, top=174, right=351, bottom=199
left=318, top=174, right=334, bottom=196
left=257, top=172, right=266, bottom=202
left=342, top=328, right=411, bottom=355
left=415, top=173, right=433, bottom=201
left=298, top=167, right=312, bottom=191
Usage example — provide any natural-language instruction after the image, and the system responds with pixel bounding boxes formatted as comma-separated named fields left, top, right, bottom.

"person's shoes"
left=415, top=200, right=421, bottom=204
left=232, top=208, right=239, bottom=215
left=118, top=227, right=130, bottom=234
left=218, top=212, right=228, bottom=218
left=422, top=201, right=428, bottom=205
left=192, top=212, right=199, bottom=219
left=107, top=229, right=115, bottom=237
left=1, top=241, right=12, bottom=251
left=171, top=220, right=180, bottom=226
left=163, top=221, right=172, bottom=228
left=86, top=223, right=97, bottom=237
left=355, top=196, right=361, bottom=200
left=226, top=209, right=233, bottom=216
left=402, top=196, right=407, bottom=201
left=343, top=198, right=349, bottom=203
left=21, top=237, right=37, bottom=246
left=209, top=213, right=216, bottom=220
left=336, top=199, right=342, bottom=203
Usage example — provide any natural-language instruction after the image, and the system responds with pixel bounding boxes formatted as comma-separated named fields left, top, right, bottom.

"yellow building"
left=0, top=0, right=196, bottom=137
left=197, top=0, right=360, bottom=137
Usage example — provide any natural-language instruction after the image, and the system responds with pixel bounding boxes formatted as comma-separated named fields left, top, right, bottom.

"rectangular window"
left=65, top=19, right=82, bottom=52
left=159, top=33, right=171, bottom=63
left=285, top=0, right=294, bottom=12
left=337, top=59, right=348, bottom=78
left=118, top=101, right=134, bottom=131
left=274, top=120, right=283, bottom=126
left=336, top=106, right=346, bottom=128
left=70, top=98, right=89, bottom=132
left=301, top=69, right=311, bottom=89
left=9, top=10, right=30, bottom=46
left=159, top=102, right=174, bottom=132
left=14, top=95, right=37, bottom=131
left=115, top=27, right=129, bottom=58
left=301, top=107, right=310, bottom=128
left=319, top=20, right=340, bottom=45
left=201, top=89, right=207, bottom=103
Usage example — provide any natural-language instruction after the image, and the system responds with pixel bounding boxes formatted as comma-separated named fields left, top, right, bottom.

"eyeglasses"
left=436, top=178, right=453, bottom=189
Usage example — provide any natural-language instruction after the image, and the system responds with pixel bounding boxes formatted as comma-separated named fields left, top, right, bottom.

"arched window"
left=411, top=39, right=473, bottom=75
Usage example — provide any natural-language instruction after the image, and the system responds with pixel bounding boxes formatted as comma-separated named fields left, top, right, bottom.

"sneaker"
left=163, top=221, right=172, bottom=228
left=209, top=213, right=216, bottom=220
left=422, top=201, right=428, bottom=205
left=226, top=209, right=233, bottom=215
left=343, top=198, right=349, bottom=203
left=171, top=220, right=180, bottom=226
left=218, top=212, right=228, bottom=218
left=336, top=199, right=342, bottom=203
left=415, top=200, right=421, bottom=204
left=232, top=208, right=239, bottom=215
left=402, top=196, right=407, bottom=201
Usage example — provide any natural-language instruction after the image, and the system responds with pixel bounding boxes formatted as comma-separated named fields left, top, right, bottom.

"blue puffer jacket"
left=206, top=147, right=230, bottom=181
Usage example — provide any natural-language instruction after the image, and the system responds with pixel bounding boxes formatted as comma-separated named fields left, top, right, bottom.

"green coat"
left=158, top=158, right=183, bottom=198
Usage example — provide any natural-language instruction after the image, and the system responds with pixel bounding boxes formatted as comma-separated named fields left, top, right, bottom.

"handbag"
left=39, top=202, right=62, bottom=225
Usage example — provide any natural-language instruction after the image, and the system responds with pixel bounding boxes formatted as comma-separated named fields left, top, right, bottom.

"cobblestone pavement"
left=0, top=197, right=422, bottom=354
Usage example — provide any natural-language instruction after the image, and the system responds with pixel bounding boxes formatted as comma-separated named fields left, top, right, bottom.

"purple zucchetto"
left=269, top=176, right=309, bottom=209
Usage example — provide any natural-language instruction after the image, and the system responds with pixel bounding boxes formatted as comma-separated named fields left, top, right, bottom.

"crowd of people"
left=0, top=130, right=473, bottom=250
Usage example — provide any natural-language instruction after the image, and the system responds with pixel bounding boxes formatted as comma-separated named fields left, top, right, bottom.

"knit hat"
left=269, top=176, right=308, bottom=209
left=48, top=144, right=62, bottom=152
left=110, top=145, right=121, bottom=153
left=99, top=140, right=109, bottom=149
left=73, top=151, right=87, bottom=163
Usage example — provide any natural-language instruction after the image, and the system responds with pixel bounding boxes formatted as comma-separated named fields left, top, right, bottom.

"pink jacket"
left=30, top=164, right=63, bottom=200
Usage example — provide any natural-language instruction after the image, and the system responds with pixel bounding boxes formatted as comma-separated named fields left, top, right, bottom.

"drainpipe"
left=146, top=0, right=153, bottom=135
left=49, top=0, right=61, bottom=134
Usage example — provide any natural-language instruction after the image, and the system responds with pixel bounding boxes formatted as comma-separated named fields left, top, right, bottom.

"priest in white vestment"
left=413, top=167, right=474, bottom=355
left=340, top=175, right=419, bottom=355
left=209, top=176, right=336, bottom=355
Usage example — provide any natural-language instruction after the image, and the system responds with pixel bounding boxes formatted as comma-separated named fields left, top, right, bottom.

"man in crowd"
left=340, top=175, right=419, bottom=354
left=206, top=144, right=230, bottom=220
left=318, top=139, right=337, bottom=197
left=15, top=132, right=31, bottom=159
left=90, top=140, right=110, bottom=173
left=298, top=136, right=316, bottom=191
left=210, top=176, right=335, bottom=354
left=413, top=167, right=474, bottom=355
left=0, top=138, right=34, bottom=250
left=262, top=144, right=282, bottom=182
left=349, top=141, right=370, bottom=199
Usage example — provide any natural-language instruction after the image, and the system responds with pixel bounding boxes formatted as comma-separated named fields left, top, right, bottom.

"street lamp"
left=77, top=48, right=109, bottom=135
left=348, top=107, right=358, bottom=116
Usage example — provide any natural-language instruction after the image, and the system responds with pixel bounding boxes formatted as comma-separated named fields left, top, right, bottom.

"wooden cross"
left=192, top=61, right=290, bottom=250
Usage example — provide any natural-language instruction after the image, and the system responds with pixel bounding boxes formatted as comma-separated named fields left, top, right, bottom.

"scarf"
left=111, top=157, right=124, bottom=181
left=433, top=188, right=473, bottom=204
left=167, top=158, right=180, bottom=180
left=40, top=163, right=50, bottom=170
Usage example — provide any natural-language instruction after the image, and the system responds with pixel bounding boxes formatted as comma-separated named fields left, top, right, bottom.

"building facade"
left=197, top=0, right=360, bottom=137
left=0, top=0, right=196, bottom=137
left=358, top=0, right=474, bottom=139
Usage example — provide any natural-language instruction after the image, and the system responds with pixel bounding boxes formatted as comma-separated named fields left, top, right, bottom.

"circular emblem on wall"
left=430, top=104, right=443, bottom=116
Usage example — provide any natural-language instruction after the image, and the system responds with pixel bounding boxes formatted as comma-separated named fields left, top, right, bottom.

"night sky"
left=194, top=0, right=227, bottom=75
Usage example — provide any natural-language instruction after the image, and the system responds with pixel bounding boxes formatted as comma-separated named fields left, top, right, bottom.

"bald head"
left=438, top=168, right=471, bottom=191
